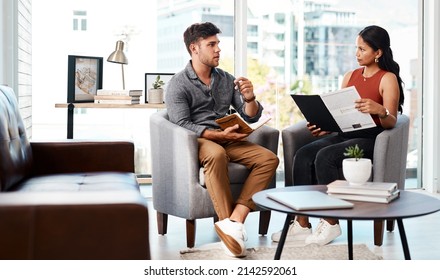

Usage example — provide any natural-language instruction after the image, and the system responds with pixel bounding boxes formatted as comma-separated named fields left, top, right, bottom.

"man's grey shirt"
left=165, top=61, right=263, bottom=137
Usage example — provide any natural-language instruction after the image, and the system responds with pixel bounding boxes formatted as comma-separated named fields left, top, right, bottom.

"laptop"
left=266, top=191, right=354, bottom=211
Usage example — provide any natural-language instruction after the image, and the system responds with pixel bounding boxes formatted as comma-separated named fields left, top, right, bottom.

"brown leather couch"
left=0, top=85, right=150, bottom=259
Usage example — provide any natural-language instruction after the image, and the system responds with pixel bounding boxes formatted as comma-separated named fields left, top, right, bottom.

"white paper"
left=321, top=86, right=376, bottom=132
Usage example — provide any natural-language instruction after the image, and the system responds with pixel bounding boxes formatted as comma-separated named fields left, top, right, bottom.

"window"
left=247, top=0, right=419, bottom=187
left=30, top=0, right=425, bottom=189
left=73, top=10, right=87, bottom=31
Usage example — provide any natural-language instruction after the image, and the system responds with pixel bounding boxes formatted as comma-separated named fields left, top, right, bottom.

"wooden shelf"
left=55, top=103, right=166, bottom=109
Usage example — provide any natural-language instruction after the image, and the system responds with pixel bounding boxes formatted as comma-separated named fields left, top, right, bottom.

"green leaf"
left=343, top=144, right=364, bottom=161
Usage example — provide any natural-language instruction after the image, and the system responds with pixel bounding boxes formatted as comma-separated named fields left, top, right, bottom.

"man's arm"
left=234, top=77, right=258, bottom=116
left=201, top=124, right=249, bottom=141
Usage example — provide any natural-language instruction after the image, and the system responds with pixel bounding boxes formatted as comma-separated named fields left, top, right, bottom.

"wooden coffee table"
left=252, top=185, right=440, bottom=260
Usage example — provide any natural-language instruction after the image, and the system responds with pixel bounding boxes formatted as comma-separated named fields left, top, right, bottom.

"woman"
left=272, top=25, right=405, bottom=245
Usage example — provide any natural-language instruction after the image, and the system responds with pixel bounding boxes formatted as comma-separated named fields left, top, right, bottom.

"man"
left=165, top=22, right=279, bottom=257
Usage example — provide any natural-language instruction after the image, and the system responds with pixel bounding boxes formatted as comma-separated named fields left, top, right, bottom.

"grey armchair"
left=282, top=114, right=410, bottom=246
left=150, top=110, right=279, bottom=248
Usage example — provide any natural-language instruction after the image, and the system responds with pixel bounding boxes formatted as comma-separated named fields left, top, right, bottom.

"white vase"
left=148, top=88, right=164, bottom=104
left=342, top=158, right=372, bottom=185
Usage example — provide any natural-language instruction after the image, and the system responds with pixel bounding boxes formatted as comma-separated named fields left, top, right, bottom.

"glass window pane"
left=248, top=0, right=419, bottom=187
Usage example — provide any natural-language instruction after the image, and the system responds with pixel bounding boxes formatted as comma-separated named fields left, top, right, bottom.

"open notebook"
left=266, top=191, right=354, bottom=211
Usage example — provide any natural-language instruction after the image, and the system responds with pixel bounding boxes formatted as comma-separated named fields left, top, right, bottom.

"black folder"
left=290, top=94, right=342, bottom=132
left=290, top=87, right=376, bottom=133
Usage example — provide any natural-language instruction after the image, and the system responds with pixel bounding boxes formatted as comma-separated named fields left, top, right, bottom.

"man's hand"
left=202, top=124, right=249, bottom=142
left=223, top=124, right=250, bottom=140
left=234, top=77, right=255, bottom=102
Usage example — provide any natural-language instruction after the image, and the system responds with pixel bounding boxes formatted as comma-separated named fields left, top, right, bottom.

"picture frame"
left=67, top=55, right=103, bottom=103
left=144, top=73, right=174, bottom=103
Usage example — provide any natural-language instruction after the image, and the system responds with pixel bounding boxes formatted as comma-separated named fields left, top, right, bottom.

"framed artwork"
left=67, top=55, right=103, bottom=103
left=144, top=73, right=174, bottom=103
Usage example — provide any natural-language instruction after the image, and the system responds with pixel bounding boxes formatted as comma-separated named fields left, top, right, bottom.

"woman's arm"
left=377, top=72, right=399, bottom=128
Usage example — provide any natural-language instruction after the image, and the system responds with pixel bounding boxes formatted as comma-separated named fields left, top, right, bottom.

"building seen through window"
left=73, top=10, right=87, bottom=31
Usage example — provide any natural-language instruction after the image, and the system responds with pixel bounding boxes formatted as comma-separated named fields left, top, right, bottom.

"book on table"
left=328, top=190, right=400, bottom=204
left=327, top=180, right=398, bottom=196
left=215, top=113, right=271, bottom=134
left=326, top=180, right=400, bottom=203
left=290, top=86, right=376, bottom=133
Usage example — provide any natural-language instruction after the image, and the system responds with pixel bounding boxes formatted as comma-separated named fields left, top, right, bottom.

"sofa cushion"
left=13, top=172, right=139, bottom=192
left=0, top=86, right=33, bottom=192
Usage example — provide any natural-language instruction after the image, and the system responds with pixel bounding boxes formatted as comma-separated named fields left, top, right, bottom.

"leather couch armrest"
left=30, top=140, right=135, bottom=176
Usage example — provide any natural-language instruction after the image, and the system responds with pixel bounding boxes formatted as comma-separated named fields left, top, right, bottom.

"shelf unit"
left=55, top=102, right=167, bottom=185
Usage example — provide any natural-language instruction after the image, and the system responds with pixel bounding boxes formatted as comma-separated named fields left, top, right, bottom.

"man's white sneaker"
left=305, top=219, right=341, bottom=245
left=215, top=218, right=247, bottom=257
left=220, top=241, right=247, bottom=258
left=271, top=219, right=312, bottom=243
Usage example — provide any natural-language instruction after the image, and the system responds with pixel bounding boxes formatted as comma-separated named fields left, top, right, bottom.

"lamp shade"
left=107, top=40, right=128, bottom=64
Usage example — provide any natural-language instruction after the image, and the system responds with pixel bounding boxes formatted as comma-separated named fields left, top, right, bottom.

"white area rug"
left=180, top=242, right=382, bottom=260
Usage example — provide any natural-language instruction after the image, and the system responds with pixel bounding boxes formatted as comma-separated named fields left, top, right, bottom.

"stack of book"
left=326, top=180, right=400, bottom=203
left=94, top=89, right=143, bottom=104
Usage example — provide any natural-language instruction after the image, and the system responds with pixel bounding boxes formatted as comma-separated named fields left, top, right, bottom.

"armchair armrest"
left=30, top=140, right=135, bottom=176
left=150, top=111, right=204, bottom=218
left=247, top=125, right=279, bottom=155
left=281, top=120, right=335, bottom=186
left=281, top=120, right=316, bottom=186
left=372, top=114, right=410, bottom=189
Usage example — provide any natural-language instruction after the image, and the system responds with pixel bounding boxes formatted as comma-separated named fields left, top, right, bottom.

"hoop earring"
left=375, top=58, right=379, bottom=63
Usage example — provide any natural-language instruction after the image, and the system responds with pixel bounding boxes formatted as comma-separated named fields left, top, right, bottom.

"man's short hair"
left=183, top=22, right=221, bottom=55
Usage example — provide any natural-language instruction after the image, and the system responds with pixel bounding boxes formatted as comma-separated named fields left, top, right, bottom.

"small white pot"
left=342, top=158, right=372, bottom=185
left=148, top=88, right=164, bottom=104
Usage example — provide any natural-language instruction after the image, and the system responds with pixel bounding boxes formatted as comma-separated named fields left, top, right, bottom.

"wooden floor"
left=140, top=185, right=440, bottom=260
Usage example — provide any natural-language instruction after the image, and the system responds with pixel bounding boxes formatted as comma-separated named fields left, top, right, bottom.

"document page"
left=321, top=86, right=376, bottom=132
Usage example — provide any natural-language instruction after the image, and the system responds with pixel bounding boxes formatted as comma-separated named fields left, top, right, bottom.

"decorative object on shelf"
left=145, top=72, right=174, bottom=103
left=342, top=144, right=372, bottom=185
left=107, top=40, right=128, bottom=90
left=148, top=75, right=164, bottom=104
left=67, top=55, right=103, bottom=103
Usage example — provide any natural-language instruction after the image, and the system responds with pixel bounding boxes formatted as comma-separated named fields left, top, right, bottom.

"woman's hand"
left=306, top=122, right=330, bottom=137
left=354, top=98, right=383, bottom=115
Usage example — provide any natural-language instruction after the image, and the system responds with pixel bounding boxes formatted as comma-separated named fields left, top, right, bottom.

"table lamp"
left=107, top=40, right=128, bottom=89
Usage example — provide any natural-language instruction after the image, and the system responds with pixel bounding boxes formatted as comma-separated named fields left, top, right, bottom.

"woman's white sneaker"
left=305, top=219, right=341, bottom=245
left=271, top=220, right=312, bottom=242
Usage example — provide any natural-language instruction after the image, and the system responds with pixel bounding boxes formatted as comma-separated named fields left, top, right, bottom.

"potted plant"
left=148, top=75, right=165, bottom=104
left=342, top=144, right=372, bottom=185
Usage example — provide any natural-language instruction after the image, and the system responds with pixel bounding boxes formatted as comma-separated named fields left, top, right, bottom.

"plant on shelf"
left=342, top=144, right=371, bottom=185
left=343, top=144, right=364, bottom=161
left=152, top=75, right=165, bottom=89
left=148, top=75, right=165, bottom=104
